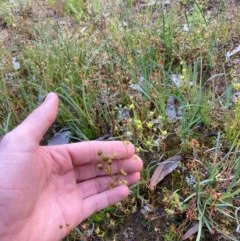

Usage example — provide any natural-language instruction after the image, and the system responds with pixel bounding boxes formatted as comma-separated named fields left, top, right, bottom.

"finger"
left=78, top=172, right=140, bottom=199
left=74, top=155, right=143, bottom=182
left=12, top=93, right=59, bottom=143
left=81, top=185, right=130, bottom=221
left=52, top=140, right=135, bottom=165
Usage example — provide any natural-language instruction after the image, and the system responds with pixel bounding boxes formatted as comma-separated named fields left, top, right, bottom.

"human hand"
left=0, top=93, right=143, bottom=241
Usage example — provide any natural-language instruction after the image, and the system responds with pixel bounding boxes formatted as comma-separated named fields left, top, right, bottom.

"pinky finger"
left=81, top=185, right=129, bottom=221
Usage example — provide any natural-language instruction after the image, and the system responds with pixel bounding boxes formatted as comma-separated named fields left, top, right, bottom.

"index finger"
left=51, top=140, right=135, bottom=166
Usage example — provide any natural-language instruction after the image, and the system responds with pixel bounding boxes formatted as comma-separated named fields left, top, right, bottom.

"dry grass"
left=0, top=0, right=240, bottom=240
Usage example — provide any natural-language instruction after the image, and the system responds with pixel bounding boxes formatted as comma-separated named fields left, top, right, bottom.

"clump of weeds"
left=0, top=0, right=240, bottom=240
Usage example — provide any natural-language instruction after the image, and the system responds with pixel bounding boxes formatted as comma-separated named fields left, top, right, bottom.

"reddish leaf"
left=149, top=155, right=182, bottom=190
left=182, top=223, right=199, bottom=240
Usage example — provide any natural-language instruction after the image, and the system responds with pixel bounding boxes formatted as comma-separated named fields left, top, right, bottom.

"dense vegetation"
left=0, top=0, right=239, bottom=240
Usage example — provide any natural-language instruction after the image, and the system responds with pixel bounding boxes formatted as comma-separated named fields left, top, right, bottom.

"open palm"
left=0, top=93, right=142, bottom=241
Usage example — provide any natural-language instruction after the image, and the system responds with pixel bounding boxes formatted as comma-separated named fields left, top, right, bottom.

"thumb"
left=11, top=93, right=59, bottom=143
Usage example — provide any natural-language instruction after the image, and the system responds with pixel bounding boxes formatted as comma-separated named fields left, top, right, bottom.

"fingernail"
left=45, top=93, right=55, bottom=102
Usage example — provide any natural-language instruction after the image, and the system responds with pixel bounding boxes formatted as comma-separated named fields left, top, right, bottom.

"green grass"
left=0, top=0, right=240, bottom=240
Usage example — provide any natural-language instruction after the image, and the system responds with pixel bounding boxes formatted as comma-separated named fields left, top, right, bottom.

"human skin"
left=0, top=93, right=143, bottom=241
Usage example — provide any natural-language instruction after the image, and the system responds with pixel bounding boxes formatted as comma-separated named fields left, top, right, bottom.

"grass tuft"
left=0, top=0, right=240, bottom=240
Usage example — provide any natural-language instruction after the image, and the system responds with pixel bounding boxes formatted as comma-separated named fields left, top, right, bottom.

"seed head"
left=149, top=111, right=154, bottom=116
left=107, top=159, right=113, bottom=165
left=146, top=140, right=152, bottom=146
left=97, top=149, right=103, bottom=156
left=97, top=164, right=103, bottom=170
left=147, top=122, right=153, bottom=129
left=120, top=168, right=127, bottom=175
left=162, top=130, right=167, bottom=136
left=112, top=151, right=118, bottom=159
left=129, top=104, right=135, bottom=110
left=136, top=147, right=141, bottom=153
left=119, top=180, right=128, bottom=185
left=102, top=155, right=110, bottom=162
